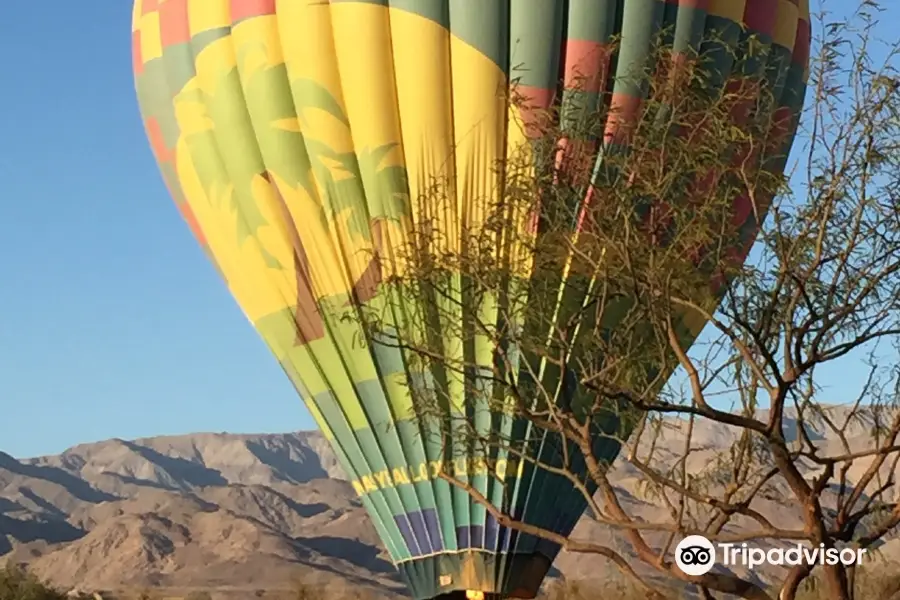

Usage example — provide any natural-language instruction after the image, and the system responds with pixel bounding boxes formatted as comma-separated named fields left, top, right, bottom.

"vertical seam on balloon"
left=275, top=3, right=384, bottom=343
left=264, top=4, right=364, bottom=321
left=207, top=2, right=359, bottom=517
left=556, top=0, right=683, bottom=549
left=436, top=12, right=466, bottom=569
left=505, top=0, right=572, bottom=575
left=516, top=0, right=623, bottom=565
left=391, top=29, right=448, bottom=568
left=436, top=0, right=465, bottom=570
left=375, top=0, right=449, bottom=562
left=458, top=0, right=505, bottom=557
left=495, top=2, right=536, bottom=575
left=485, top=4, right=516, bottom=579
left=530, top=0, right=608, bottom=560
left=451, top=97, right=474, bottom=562
left=226, top=2, right=407, bottom=563
left=516, top=0, right=616, bottom=561
left=324, top=1, right=440, bottom=564
left=447, top=0, right=496, bottom=563
left=503, top=1, right=570, bottom=583
left=526, top=0, right=620, bottom=559
left=524, top=0, right=620, bottom=564
left=468, top=150, right=502, bottom=556
left=467, top=0, right=511, bottom=564
left=268, top=2, right=406, bottom=560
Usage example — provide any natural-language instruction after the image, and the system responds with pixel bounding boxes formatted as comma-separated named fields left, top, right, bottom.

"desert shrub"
left=0, top=565, right=66, bottom=600
left=290, top=583, right=318, bottom=600
left=541, top=579, right=685, bottom=600
left=791, top=566, right=900, bottom=600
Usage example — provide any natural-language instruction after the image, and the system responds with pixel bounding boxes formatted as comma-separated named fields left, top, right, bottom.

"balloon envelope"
left=132, top=1, right=810, bottom=598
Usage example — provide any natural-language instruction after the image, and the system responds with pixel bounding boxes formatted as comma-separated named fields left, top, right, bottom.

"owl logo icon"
left=675, top=535, right=716, bottom=575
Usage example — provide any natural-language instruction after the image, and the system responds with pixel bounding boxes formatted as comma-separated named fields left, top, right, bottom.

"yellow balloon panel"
left=133, top=2, right=811, bottom=599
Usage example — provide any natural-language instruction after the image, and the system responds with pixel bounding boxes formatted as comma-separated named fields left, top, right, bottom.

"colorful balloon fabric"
left=132, top=1, right=810, bottom=598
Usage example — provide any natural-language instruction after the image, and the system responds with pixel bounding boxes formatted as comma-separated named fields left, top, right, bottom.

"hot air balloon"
left=132, top=1, right=811, bottom=599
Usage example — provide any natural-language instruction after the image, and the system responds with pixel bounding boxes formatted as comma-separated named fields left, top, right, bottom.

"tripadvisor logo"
left=675, top=535, right=867, bottom=575
left=675, top=535, right=716, bottom=576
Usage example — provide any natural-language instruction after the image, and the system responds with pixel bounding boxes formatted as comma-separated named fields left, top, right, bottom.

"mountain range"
left=2, top=411, right=900, bottom=598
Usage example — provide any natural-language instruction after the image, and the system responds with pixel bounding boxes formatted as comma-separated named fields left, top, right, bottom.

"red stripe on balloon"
left=515, top=85, right=555, bottom=138
left=654, top=51, right=695, bottom=106
left=792, top=20, right=811, bottom=68
left=724, top=78, right=759, bottom=123
left=558, top=40, right=611, bottom=234
left=178, top=201, right=208, bottom=247
left=767, top=106, right=795, bottom=157
left=604, top=92, right=642, bottom=144
left=144, top=117, right=174, bottom=165
left=743, top=0, right=777, bottom=38
left=558, top=135, right=599, bottom=233
left=732, top=193, right=754, bottom=229
left=141, top=0, right=159, bottom=16
left=160, top=0, right=191, bottom=47
left=230, top=0, right=277, bottom=22
left=132, top=30, right=143, bottom=75
left=515, top=85, right=557, bottom=237
left=562, top=40, right=611, bottom=93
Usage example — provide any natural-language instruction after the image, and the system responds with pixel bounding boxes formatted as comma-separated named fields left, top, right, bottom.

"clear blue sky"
left=0, top=3, right=309, bottom=458
left=0, top=2, right=896, bottom=459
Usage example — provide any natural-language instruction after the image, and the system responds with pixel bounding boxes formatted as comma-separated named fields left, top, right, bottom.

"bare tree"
left=348, top=3, right=900, bottom=600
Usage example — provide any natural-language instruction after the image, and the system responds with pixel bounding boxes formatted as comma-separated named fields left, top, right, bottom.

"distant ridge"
left=2, top=411, right=899, bottom=596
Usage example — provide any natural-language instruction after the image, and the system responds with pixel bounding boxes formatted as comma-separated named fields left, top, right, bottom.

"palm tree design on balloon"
left=259, top=76, right=411, bottom=343
left=177, top=48, right=410, bottom=347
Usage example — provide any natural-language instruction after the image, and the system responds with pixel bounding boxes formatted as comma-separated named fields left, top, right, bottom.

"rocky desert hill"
left=0, top=432, right=397, bottom=598
left=1, top=409, right=899, bottom=598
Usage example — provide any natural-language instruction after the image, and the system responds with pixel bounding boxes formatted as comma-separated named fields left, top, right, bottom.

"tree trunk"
left=821, top=563, right=852, bottom=600
left=778, top=566, right=811, bottom=600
